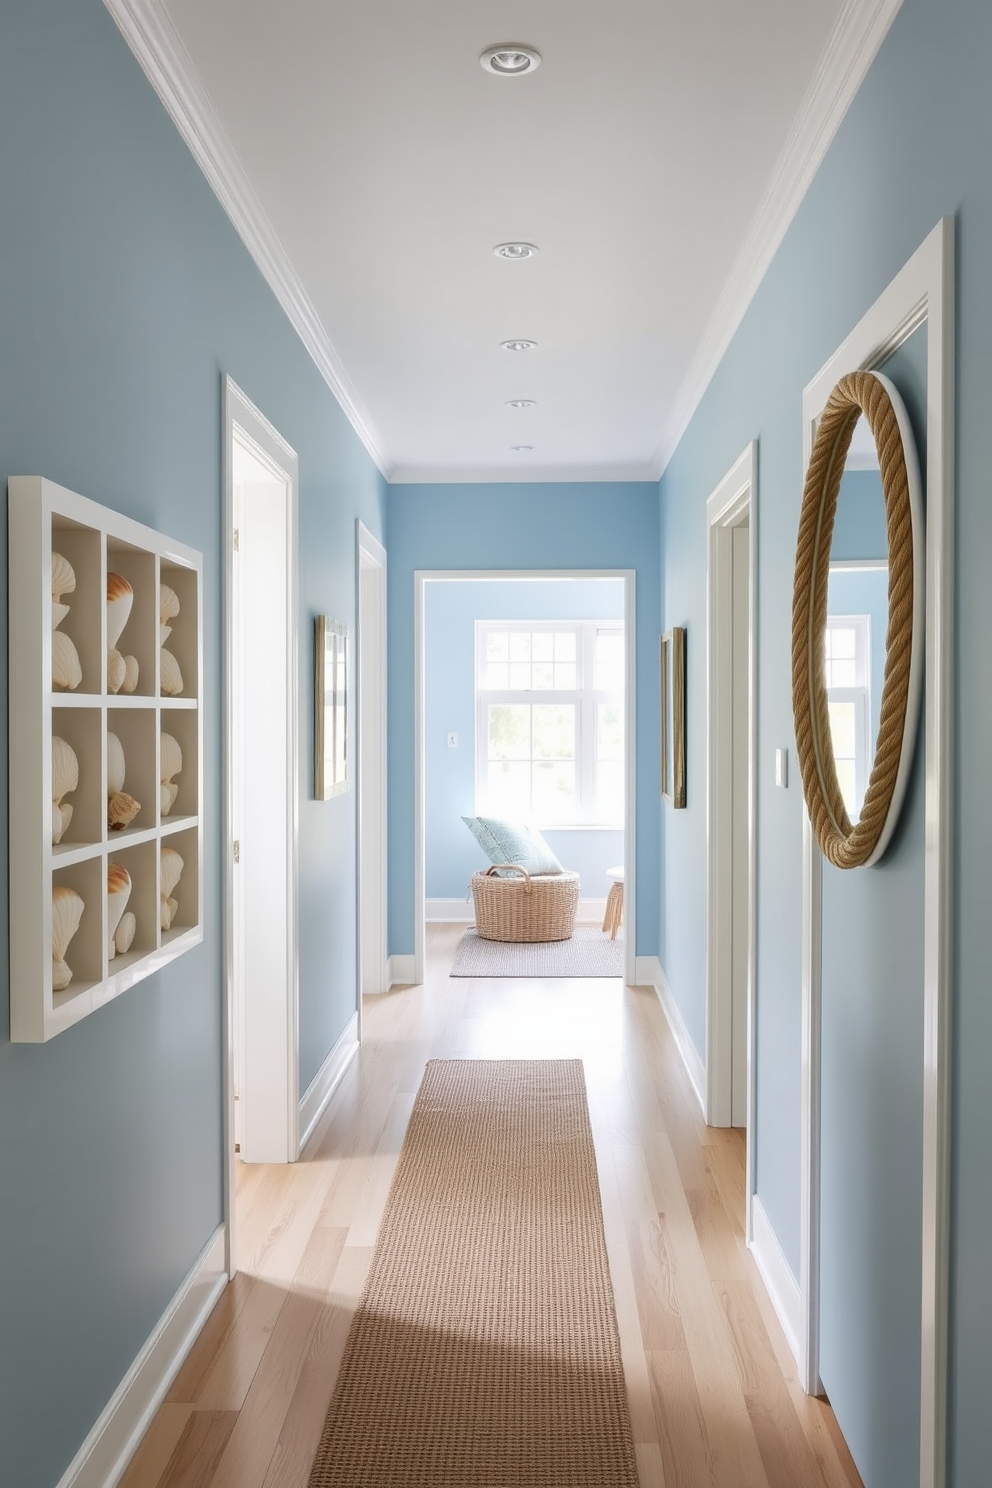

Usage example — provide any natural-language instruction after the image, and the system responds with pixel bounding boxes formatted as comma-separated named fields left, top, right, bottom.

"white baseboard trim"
left=298, top=1012, right=359, bottom=1153
left=426, top=897, right=608, bottom=923
left=749, top=1194, right=802, bottom=1369
left=388, top=953, right=417, bottom=988
left=634, top=955, right=706, bottom=1117
left=56, top=1224, right=227, bottom=1488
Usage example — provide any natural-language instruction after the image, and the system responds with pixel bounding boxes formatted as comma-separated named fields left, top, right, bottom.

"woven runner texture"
left=307, top=1058, right=639, bottom=1487
left=449, top=926, right=624, bottom=979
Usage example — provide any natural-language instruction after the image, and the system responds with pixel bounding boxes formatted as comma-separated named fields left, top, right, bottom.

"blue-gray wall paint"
left=386, top=484, right=659, bottom=959
left=658, top=0, right=991, bottom=1481
left=424, top=578, right=624, bottom=899
left=0, top=4, right=384, bottom=1484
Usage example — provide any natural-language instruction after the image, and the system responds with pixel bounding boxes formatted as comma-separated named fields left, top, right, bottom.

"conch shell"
left=107, top=862, right=132, bottom=960
left=160, top=648, right=184, bottom=697
left=108, top=649, right=127, bottom=695
left=121, top=656, right=139, bottom=694
left=160, top=732, right=182, bottom=816
left=52, top=735, right=79, bottom=845
left=114, top=911, right=136, bottom=957
left=160, top=847, right=184, bottom=931
left=52, top=553, right=76, bottom=602
left=107, top=731, right=140, bottom=829
left=107, top=573, right=134, bottom=649
left=53, top=630, right=82, bottom=691
left=52, top=884, right=84, bottom=991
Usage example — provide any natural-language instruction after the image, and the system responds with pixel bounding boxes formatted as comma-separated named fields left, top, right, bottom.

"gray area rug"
left=450, top=926, right=624, bottom=978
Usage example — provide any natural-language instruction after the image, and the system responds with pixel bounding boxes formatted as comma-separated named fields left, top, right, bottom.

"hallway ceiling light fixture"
left=506, top=399, right=537, bottom=409
left=480, top=45, right=542, bottom=77
left=511, top=445, right=535, bottom=452
left=500, top=339, right=537, bottom=352
left=493, top=242, right=539, bottom=261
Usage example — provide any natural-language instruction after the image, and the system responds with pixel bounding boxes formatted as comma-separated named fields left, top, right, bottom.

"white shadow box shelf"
left=9, top=476, right=203, bottom=1041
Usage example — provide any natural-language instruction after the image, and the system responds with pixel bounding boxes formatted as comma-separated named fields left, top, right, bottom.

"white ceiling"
left=144, top=0, right=896, bottom=482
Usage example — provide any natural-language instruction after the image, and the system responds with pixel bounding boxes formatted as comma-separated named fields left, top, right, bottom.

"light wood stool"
left=602, top=865, right=624, bottom=940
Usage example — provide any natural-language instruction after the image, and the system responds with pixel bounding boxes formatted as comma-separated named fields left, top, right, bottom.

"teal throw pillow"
left=462, top=815, right=564, bottom=876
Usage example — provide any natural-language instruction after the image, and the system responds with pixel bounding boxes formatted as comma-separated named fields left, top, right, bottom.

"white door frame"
left=222, top=377, right=300, bottom=1267
left=356, top=521, right=388, bottom=1008
left=413, top=569, right=637, bottom=988
left=705, top=445, right=757, bottom=1196
left=797, top=219, right=954, bottom=1488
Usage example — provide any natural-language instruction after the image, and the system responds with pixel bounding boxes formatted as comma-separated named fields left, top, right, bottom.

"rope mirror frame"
left=791, top=369, right=924, bottom=868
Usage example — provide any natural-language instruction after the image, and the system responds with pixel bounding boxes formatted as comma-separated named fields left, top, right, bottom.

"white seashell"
left=160, top=732, right=182, bottom=783
left=107, top=649, right=126, bottom=694
left=51, top=553, right=76, bottom=601
left=107, top=862, right=132, bottom=959
left=160, top=782, right=180, bottom=815
left=122, top=656, right=139, bottom=693
left=52, top=735, right=79, bottom=804
left=109, top=791, right=140, bottom=830
left=52, top=631, right=82, bottom=690
left=161, top=846, right=184, bottom=898
left=159, top=624, right=172, bottom=647
left=107, top=732, right=126, bottom=794
left=106, top=573, right=134, bottom=649
left=58, top=802, right=74, bottom=839
left=114, top=911, right=136, bottom=957
left=53, top=800, right=65, bottom=845
left=160, top=584, right=180, bottom=624
left=160, top=648, right=184, bottom=696
left=52, top=601, right=71, bottom=630
left=52, top=884, right=84, bottom=981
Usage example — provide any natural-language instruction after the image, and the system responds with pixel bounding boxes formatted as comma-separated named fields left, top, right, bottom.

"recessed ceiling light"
left=480, top=45, right=542, bottom=77
left=506, top=399, right=537, bottom=409
left=501, top=339, right=537, bottom=353
left=511, top=445, right=535, bottom=453
left=494, top=242, right=539, bottom=261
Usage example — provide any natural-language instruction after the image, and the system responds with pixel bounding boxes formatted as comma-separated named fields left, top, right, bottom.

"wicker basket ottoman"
left=471, top=864, right=580, bottom=943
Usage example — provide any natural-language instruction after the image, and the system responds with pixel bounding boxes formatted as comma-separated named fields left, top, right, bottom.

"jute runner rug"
left=308, top=1058, right=639, bottom=1487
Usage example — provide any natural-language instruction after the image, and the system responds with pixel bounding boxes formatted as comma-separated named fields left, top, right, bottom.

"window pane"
left=829, top=627, right=857, bottom=659
left=597, top=761, right=624, bottom=825
left=597, top=703, right=623, bottom=760
left=486, top=632, right=508, bottom=662
left=554, top=632, right=576, bottom=661
left=834, top=758, right=857, bottom=821
left=509, top=662, right=532, bottom=690
left=509, top=632, right=531, bottom=662
left=828, top=699, right=856, bottom=760
left=554, top=663, right=577, bottom=690
left=532, top=632, right=554, bottom=661
left=532, top=662, right=554, bottom=689
left=485, top=662, right=509, bottom=689
left=487, top=761, right=530, bottom=817
left=595, top=633, right=624, bottom=691
left=532, top=704, right=575, bottom=759
left=828, top=659, right=857, bottom=688
left=488, top=704, right=530, bottom=759
left=532, top=761, right=575, bottom=823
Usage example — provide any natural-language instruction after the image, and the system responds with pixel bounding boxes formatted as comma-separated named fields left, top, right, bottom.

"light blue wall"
left=658, top=0, right=992, bottom=1481
left=0, top=5, right=384, bottom=1485
left=827, top=567, right=888, bottom=748
left=387, top=484, right=659, bottom=956
left=425, top=579, right=624, bottom=900
left=833, top=468, right=887, bottom=562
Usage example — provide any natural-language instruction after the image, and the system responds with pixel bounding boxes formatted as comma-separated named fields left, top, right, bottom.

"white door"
left=357, top=524, right=387, bottom=999
left=730, top=522, right=750, bottom=1126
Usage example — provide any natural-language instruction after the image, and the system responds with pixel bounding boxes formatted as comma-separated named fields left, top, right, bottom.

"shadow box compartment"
left=159, top=708, right=198, bottom=823
left=160, top=826, right=199, bottom=949
left=105, top=839, right=158, bottom=981
left=106, top=538, right=157, bottom=698
left=51, top=707, right=102, bottom=853
left=51, top=856, right=104, bottom=1010
left=160, top=561, right=198, bottom=701
left=108, top=706, right=158, bottom=839
left=51, top=516, right=102, bottom=697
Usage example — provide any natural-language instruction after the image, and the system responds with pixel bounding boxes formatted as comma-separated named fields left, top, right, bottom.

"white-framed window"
left=824, top=613, right=871, bottom=820
left=475, top=620, right=624, bottom=826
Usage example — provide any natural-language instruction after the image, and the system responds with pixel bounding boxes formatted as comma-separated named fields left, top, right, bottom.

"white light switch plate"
left=447, top=731, right=458, bottom=748
left=775, top=747, right=788, bottom=788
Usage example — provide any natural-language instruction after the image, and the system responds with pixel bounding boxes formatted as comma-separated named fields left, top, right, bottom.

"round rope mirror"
left=791, top=369, right=924, bottom=868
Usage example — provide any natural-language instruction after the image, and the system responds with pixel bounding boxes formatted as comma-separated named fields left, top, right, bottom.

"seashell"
left=52, top=884, right=84, bottom=989
left=107, top=862, right=132, bottom=959
left=53, top=630, right=82, bottom=690
left=52, top=735, right=79, bottom=804
left=122, top=656, right=139, bottom=693
left=114, top=911, right=136, bottom=957
left=160, top=584, right=180, bottom=624
left=106, top=573, right=134, bottom=649
left=160, top=847, right=184, bottom=929
left=159, top=625, right=172, bottom=647
left=160, top=648, right=184, bottom=696
left=52, top=800, right=65, bottom=845
left=109, top=791, right=140, bottom=830
left=51, top=553, right=76, bottom=601
left=57, top=802, right=74, bottom=840
left=52, top=601, right=71, bottom=630
left=160, top=732, right=182, bottom=783
left=160, top=781, right=180, bottom=815
left=108, top=649, right=126, bottom=694
left=107, top=732, right=126, bottom=795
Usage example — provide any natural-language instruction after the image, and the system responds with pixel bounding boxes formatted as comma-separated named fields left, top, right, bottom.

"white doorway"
left=357, top=522, right=387, bottom=1000
left=705, top=446, right=756, bottom=1162
left=224, top=377, right=299, bottom=1188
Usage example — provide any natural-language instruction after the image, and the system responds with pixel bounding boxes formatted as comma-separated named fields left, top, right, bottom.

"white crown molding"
left=651, top=0, right=906, bottom=480
left=103, top=0, right=391, bottom=479
left=389, top=461, right=658, bottom=486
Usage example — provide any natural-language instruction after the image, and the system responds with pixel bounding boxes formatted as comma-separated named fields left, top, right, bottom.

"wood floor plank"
left=117, top=1402, right=193, bottom=1488
left=157, top=1410, right=239, bottom=1488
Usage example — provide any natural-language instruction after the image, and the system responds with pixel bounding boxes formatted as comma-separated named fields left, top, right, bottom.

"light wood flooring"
left=124, top=922, right=863, bottom=1488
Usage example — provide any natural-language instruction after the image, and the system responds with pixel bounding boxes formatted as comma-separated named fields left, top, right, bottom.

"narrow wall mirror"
left=791, top=370, right=923, bottom=867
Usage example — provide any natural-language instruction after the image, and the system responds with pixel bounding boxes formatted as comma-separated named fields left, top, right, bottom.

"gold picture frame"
left=314, top=615, right=349, bottom=799
left=661, top=626, right=686, bottom=808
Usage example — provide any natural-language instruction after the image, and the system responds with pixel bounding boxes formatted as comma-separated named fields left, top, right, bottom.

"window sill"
left=538, top=823, right=624, bottom=833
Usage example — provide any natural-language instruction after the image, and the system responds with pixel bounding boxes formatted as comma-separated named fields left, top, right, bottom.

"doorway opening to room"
left=414, top=571, right=635, bottom=986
